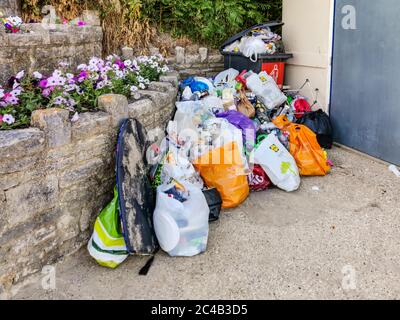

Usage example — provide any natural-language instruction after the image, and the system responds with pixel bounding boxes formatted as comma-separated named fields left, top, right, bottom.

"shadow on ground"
left=12, top=147, right=400, bottom=300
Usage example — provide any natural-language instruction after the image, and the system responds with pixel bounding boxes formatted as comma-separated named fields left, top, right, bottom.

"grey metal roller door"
left=330, top=0, right=400, bottom=165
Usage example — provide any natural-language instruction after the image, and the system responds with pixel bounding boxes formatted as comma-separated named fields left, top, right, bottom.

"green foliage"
left=141, top=0, right=282, bottom=47
left=20, top=0, right=282, bottom=49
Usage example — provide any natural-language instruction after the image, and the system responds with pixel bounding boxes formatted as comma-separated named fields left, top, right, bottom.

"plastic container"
left=220, top=22, right=293, bottom=88
left=153, top=183, right=210, bottom=257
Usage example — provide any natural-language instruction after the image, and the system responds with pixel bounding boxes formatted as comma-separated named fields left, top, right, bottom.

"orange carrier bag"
left=273, top=115, right=331, bottom=176
left=194, top=141, right=249, bottom=209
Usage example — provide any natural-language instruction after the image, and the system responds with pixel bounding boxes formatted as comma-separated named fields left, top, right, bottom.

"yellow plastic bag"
left=273, top=115, right=331, bottom=176
left=194, top=141, right=249, bottom=209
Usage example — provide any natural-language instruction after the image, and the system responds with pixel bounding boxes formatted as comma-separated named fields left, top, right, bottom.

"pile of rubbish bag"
left=88, top=67, right=334, bottom=273
left=222, top=23, right=285, bottom=57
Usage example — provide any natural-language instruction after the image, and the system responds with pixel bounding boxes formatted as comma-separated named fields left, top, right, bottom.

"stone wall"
left=122, top=46, right=225, bottom=79
left=0, top=23, right=103, bottom=84
left=168, top=46, right=224, bottom=78
left=0, top=74, right=178, bottom=294
left=0, top=0, right=20, bottom=16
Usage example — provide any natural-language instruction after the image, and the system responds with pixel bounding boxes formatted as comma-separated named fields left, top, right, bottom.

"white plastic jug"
left=251, top=133, right=300, bottom=192
left=153, top=183, right=210, bottom=256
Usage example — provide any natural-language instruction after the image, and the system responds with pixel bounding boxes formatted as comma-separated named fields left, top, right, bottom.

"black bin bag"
left=202, top=188, right=222, bottom=222
left=297, top=109, right=333, bottom=149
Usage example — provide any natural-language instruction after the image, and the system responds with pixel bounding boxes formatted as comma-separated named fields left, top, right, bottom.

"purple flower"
left=78, top=70, right=88, bottom=82
left=114, top=60, right=125, bottom=70
left=39, top=79, right=48, bottom=88
left=77, top=21, right=86, bottom=27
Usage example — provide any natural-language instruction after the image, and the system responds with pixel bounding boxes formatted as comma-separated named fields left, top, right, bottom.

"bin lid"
left=219, top=21, right=284, bottom=52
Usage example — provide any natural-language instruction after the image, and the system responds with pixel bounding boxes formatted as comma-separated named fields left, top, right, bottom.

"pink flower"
left=42, top=88, right=52, bottom=97
left=77, top=21, right=86, bottom=27
left=0, top=115, right=3, bottom=125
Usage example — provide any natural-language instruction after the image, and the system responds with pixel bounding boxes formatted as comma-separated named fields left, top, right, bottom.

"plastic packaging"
left=248, top=164, right=271, bottom=192
left=153, top=182, right=210, bottom=257
left=251, top=133, right=300, bottom=192
left=194, top=140, right=250, bottom=209
left=246, top=71, right=287, bottom=109
left=215, top=110, right=256, bottom=152
left=203, top=188, right=223, bottom=222
left=273, top=115, right=331, bottom=176
left=239, top=36, right=267, bottom=62
left=214, top=68, right=240, bottom=87
left=87, top=187, right=128, bottom=269
left=296, top=109, right=333, bottom=149
left=389, top=165, right=400, bottom=177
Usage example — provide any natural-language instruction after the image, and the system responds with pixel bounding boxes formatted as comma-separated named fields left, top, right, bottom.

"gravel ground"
left=10, top=146, right=400, bottom=300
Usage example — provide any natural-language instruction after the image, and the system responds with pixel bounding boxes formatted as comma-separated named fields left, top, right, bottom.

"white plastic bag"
left=153, top=183, right=210, bottom=257
left=239, top=37, right=267, bottom=62
left=246, top=71, right=287, bottom=109
left=161, top=152, right=204, bottom=189
left=251, top=133, right=300, bottom=192
left=214, top=68, right=239, bottom=87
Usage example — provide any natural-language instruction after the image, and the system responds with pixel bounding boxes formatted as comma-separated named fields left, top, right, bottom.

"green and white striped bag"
left=87, top=187, right=128, bottom=268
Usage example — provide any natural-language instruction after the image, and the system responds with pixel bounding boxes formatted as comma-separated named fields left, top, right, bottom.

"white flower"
left=130, top=85, right=138, bottom=93
left=115, top=70, right=124, bottom=79
left=11, top=88, right=21, bottom=96
left=77, top=64, right=87, bottom=70
left=69, top=98, right=77, bottom=107
left=124, top=60, right=132, bottom=67
left=53, top=96, right=66, bottom=105
left=2, top=114, right=15, bottom=125
left=139, top=82, right=146, bottom=90
left=144, top=79, right=150, bottom=85
left=33, top=71, right=43, bottom=79
left=0, top=88, right=4, bottom=99
left=96, top=81, right=106, bottom=89
left=71, top=112, right=79, bottom=122
left=66, top=73, right=74, bottom=79
left=12, top=80, right=20, bottom=89
left=64, top=84, right=76, bottom=92
left=15, top=70, right=25, bottom=80
left=161, top=66, right=169, bottom=73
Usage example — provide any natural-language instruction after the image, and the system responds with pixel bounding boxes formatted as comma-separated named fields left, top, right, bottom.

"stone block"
left=0, top=128, right=45, bottom=160
left=4, top=175, right=58, bottom=228
left=199, top=47, right=208, bottom=62
left=137, top=90, right=171, bottom=108
left=121, top=46, right=134, bottom=60
left=185, top=54, right=201, bottom=65
left=175, top=46, right=185, bottom=64
left=160, top=74, right=179, bottom=88
left=59, top=158, right=105, bottom=190
left=208, top=54, right=224, bottom=63
left=0, top=154, right=42, bottom=175
left=147, top=81, right=174, bottom=93
left=149, top=47, right=160, bottom=55
left=57, top=214, right=80, bottom=242
left=71, top=111, right=111, bottom=141
left=31, top=108, right=72, bottom=148
left=98, top=94, right=129, bottom=129
left=128, top=98, right=155, bottom=119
